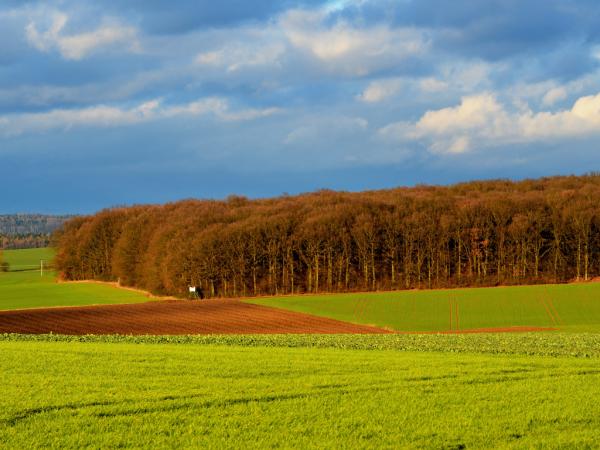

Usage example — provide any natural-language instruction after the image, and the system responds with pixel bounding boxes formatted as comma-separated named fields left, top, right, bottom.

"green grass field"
left=0, top=248, right=150, bottom=311
left=1, top=334, right=599, bottom=449
left=2, top=248, right=600, bottom=447
left=1, top=247, right=55, bottom=270
left=249, top=284, right=600, bottom=333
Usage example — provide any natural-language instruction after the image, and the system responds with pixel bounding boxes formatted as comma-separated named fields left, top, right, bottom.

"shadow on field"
left=4, top=382, right=398, bottom=425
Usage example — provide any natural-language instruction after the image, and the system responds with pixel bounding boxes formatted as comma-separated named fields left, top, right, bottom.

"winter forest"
left=55, top=174, right=600, bottom=298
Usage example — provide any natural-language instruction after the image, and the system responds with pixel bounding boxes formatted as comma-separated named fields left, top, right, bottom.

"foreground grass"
left=0, top=248, right=150, bottom=310
left=249, top=283, right=600, bottom=333
left=1, top=336, right=600, bottom=449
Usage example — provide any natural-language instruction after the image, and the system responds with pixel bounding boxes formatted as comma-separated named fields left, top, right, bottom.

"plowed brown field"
left=0, top=299, right=391, bottom=335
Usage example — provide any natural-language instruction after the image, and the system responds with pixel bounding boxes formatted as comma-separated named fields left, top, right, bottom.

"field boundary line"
left=546, top=296, right=564, bottom=326
left=449, top=297, right=453, bottom=331
left=538, top=296, right=557, bottom=326
left=455, top=298, right=460, bottom=331
left=353, top=297, right=368, bottom=322
left=543, top=287, right=565, bottom=326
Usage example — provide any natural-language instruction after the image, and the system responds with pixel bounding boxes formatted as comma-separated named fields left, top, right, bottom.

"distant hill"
left=0, top=214, right=74, bottom=249
left=0, top=214, right=72, bottom=235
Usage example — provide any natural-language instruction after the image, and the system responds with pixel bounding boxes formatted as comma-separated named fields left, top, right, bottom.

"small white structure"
left=188, top=286, right=204, bottom=299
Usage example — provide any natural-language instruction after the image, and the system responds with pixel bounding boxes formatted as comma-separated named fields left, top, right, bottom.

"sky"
left=1, top=0, right=600, bottom=213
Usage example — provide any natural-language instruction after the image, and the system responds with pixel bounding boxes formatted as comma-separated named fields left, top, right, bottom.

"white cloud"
left=519, top=93, right=600, bottom=139
left=195, top=42, right=285, bottom=73
left=379, top=92, right=600, bottom=154
left=25, top=11, right=67, bottom=52
left=192, top=9, right=428, bottom=79
left=542, top=86, right=568, bottom=106
left=0, top=98, right=282, bottom=138
left=163, top=98, right=281, bottom=121
left=415, top=94, right=509, bottom=137
left=0, top=101, right=157, bottom=137
left=185, top=7, right=430, bottom=84
left=508, top=72, right=600, bottom=108
left=280, top=9, right=428, bottom=76
left=195, top=51, right=221, bottom=65
left=419, top=77, right=449, bottom=93
left=25, top=11, right=139, bottom=60
left=358, top=78, right=402, bottom=103
left=434, top=61, right=496, bottom=94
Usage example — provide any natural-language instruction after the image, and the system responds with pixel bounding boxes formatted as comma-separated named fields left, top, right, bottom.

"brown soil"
left=0, top=299, right=391, bottom=335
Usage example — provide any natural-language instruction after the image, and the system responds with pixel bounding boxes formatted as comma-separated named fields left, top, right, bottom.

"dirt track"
left=0, top=300, right=391, bottom=335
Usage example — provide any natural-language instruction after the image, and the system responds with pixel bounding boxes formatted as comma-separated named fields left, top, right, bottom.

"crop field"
left=4, top=248, right=600, bottom=335
left=0, top=299, right=389, bottom=335
left=0, top=248, right=150, bottom=311
left=249, top=284, right=600, bottom=333
left=1, top=334, right=600, bottom=449
left=2, top=247, right=55, bottom=268
left=2, top=248, right=600, bottom=447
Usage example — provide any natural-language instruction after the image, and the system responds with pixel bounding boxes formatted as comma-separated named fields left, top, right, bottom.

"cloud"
left=3, top=0, right=600, bottom=199
left=542, top=86, right=568, bottom=106
left=163, top=98, right=281, bottom=121
left=280, top=9, right=428, bottom=76
left=26, top=11, right=139, bottom=60
left=520, top=93, right=600, bottom=138
left=0, top=97, right=282, bottom=137
left=379, top=92, right=600, bottom=153
left=187, top=6, right=430, bottom=84
left=339, top=0, right=600, bottom=60
left=419, top=77, right=449, bottom=93
left=358, top=78, right=402, bottom=103
left=195, top=42, right=285, bottom=73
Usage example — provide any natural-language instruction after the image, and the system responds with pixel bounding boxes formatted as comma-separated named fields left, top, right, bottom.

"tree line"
left=54, top=174, right=600, bottom=298
left=1, top=234, right=52, bottom=250
left=0, top=214, right=72, bottom=250
left=0, top=214, right=72, bottom=235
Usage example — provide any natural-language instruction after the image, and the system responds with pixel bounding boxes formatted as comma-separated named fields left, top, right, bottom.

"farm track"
left=0, top=299, right=391, bottom=335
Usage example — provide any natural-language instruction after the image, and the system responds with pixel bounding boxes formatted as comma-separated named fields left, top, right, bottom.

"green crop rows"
left=1, top=336, right=600, bottom=449
left=3, top=332, right=600, bottom=358
left=249, top=284, right=600, bottom=333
